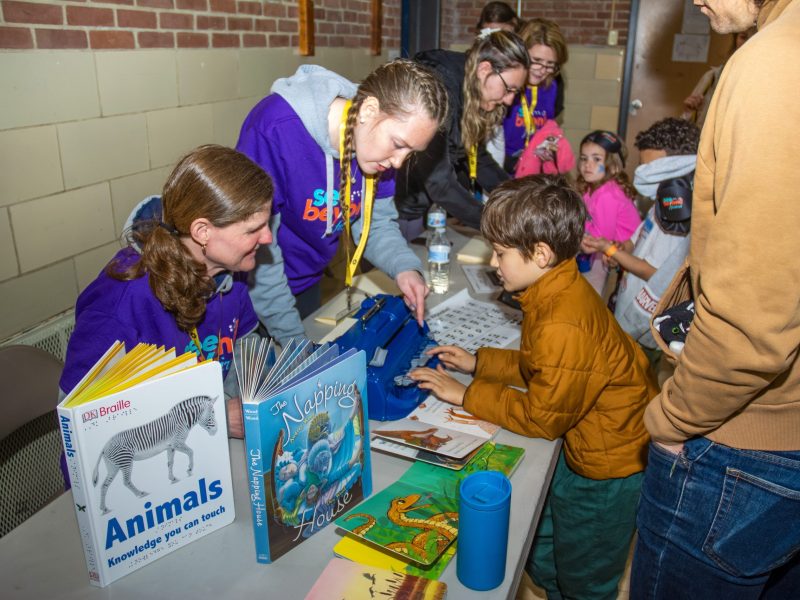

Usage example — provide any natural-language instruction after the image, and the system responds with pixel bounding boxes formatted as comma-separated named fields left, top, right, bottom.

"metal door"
left=618, top=0, right=731, bottom=172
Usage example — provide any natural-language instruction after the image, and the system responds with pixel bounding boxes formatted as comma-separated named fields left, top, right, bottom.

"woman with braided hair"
left=394, top=29, right=530, bottom=239
left=236, top=60, right=448, bottom=345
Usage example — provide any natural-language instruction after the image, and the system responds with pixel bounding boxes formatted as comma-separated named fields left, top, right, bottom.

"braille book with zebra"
left=58, top=342, right=235, bottom=587
left=235, top=338, right=372, bottom=564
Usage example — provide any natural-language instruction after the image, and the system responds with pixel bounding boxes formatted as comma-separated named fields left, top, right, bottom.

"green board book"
left=335, top=442, right=524, bottom=567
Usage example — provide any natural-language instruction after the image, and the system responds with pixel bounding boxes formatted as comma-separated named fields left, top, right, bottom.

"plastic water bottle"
left=426, top=203, right=446, bottom=231
left=428, top=227, right=450, bottom=294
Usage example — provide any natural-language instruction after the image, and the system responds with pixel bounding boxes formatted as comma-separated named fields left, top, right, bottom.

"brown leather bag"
left=649, top=258, right=693, bottom=365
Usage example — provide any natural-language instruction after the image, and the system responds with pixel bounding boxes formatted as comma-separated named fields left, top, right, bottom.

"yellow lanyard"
left=520, top=85, right=538, bottom=148
left=190, top=327, right=208, bottom=362
left=339, top=100, right=376, bottom=287
left=468, top=144, right=477, bottom=187
left=189, top=295, right=237, bottom=362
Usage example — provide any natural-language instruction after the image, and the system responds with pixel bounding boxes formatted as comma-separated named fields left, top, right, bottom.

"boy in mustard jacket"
left=411, top=174, right=657, bottom=599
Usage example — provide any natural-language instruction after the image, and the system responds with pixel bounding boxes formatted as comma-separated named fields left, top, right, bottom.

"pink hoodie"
left=514, top=119, right=576, bottom=177
left=583, top=180, right=641, bottom=242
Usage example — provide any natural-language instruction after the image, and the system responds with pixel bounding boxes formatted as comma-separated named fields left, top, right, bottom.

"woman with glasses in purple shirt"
left=501, top=18, right=568, bottom=174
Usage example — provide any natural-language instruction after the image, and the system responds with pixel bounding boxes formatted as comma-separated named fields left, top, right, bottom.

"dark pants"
left=631, top=437, right=800, bottom=599
left=294, top=282, right=321, bottom=319
left=527, top=450, right=642, bottom=600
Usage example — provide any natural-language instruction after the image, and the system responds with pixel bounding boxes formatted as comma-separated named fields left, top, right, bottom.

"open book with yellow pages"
left=57, top=342, right=234, bottom=587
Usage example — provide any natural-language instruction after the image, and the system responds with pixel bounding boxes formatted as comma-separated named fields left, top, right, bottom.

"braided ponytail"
left=339, top=59, right=448, bottom=223
left=339, top=95, right=366, bottom=221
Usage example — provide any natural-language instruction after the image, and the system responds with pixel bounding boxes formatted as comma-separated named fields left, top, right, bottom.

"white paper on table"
left=314, top=270, right=399, bottom=325
left=426, top=288, right=521, bottom=352
left=456, top=236, right=493, bottom=264
left=318, top=317, right=357, bottom=344
left=409, top=395, right=500, bottom=437
left=462, top=264, right=501, bottom=294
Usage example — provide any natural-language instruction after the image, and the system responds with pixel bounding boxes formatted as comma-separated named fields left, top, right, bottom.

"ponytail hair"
left=111, top=145, right=273, bottom=332
left=462, top=30, right=529, bottom=151
left=339, top=59, right=449, bottom=217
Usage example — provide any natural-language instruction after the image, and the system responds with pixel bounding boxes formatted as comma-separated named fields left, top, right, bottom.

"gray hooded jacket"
left=615, top=154, right=696, bottom=348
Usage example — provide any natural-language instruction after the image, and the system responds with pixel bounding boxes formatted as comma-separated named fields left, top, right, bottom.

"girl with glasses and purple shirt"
left=501, top=18, right=568, bottom=174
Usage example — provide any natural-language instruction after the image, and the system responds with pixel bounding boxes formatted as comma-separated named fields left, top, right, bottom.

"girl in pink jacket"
left=576, top=130, right=641, bottom=294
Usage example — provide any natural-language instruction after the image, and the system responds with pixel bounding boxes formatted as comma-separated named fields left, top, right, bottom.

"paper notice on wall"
left=682, top=0, right=710, bottom=34
left=672, top=33, right=710, bottom=63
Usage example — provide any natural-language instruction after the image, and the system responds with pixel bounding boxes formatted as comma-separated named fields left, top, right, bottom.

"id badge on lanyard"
left=468, top=144, right=481, bottom=201
left=520, top=85, right=538, bottom=148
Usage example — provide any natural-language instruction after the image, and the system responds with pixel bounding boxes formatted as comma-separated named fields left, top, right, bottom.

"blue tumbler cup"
left=576, top=252, right=593, bottom=273
left=457, top=470, right=512, bottom=591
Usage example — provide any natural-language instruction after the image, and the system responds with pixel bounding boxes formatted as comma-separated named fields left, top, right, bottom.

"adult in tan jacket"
left=631, top=1, right=800, bottom=598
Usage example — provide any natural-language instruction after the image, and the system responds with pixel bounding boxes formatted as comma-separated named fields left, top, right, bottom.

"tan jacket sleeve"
left=645, top=33, right=800, bottom=443
left=473, top=347, right=525, bottom=387
left=464, top=324, right=608, bottom=439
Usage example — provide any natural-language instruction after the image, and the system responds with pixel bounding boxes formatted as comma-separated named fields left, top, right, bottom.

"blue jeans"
left=631, top=438, right=800, bottom=599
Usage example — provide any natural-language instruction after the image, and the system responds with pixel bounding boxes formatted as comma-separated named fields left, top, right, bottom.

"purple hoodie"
left=503, top=81, right=559, bottom=160
left=236, top=93, right=395, bottom=294
left=59, top=248, right=258, bottom=394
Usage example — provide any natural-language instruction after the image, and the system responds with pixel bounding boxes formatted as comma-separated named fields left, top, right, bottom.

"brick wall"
left=441, top=0, right=631, bottom=49
left=0, top=0, right=401, bottom=50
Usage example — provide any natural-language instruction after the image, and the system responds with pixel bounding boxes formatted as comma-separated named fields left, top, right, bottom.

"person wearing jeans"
left=630, top=1, right=800, bottom=597
left=633, top=438, right=800, bottom=598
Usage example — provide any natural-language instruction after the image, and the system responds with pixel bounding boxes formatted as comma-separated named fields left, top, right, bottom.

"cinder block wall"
left=0, top=0, right=400, bottom=340
left=561, top=45, right=625, bottom=156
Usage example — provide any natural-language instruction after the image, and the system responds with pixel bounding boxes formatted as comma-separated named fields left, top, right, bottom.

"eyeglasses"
left=494, top=69, right=521, bottom=96
left=530, top=57, right=559, bottom=74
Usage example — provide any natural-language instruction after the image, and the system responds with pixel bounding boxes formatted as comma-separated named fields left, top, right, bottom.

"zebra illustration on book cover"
left=57, top=348, right=235, bottom=587
left=93, top=395, right=220, bottom=513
